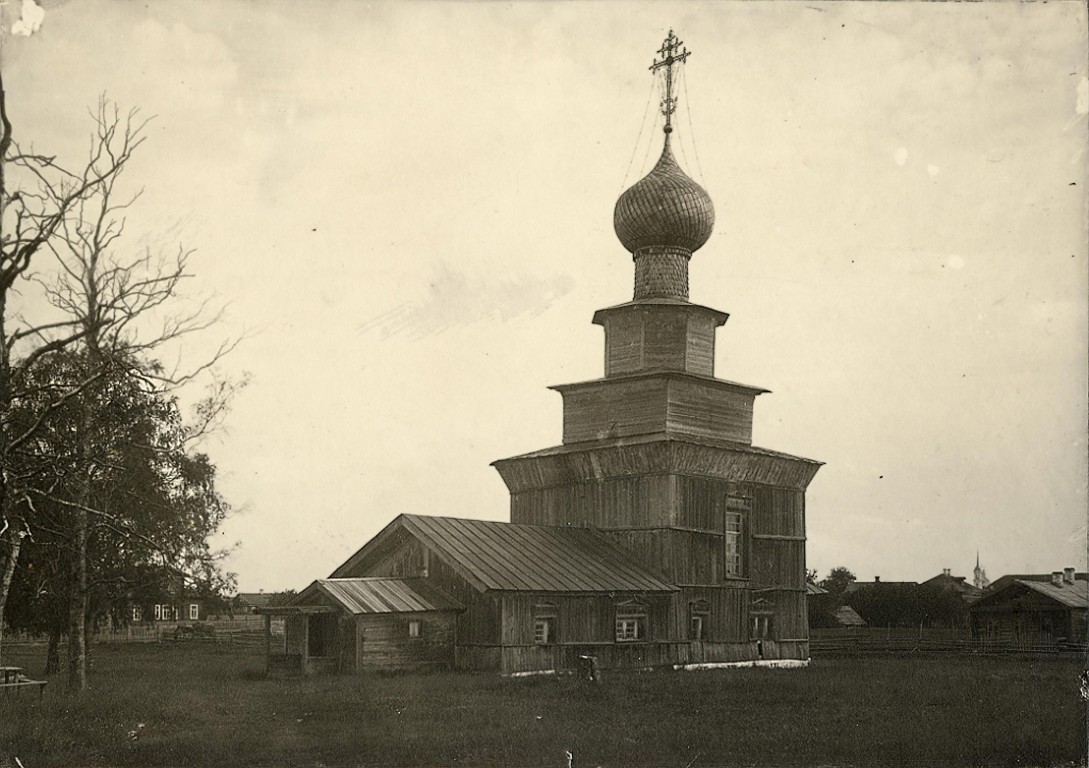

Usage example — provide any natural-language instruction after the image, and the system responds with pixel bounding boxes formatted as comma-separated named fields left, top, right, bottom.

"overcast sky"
left=3, top=1, right=1086, bottom=591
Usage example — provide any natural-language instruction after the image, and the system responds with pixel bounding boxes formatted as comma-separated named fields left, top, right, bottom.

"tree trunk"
left=44, top=627, right=61, bottom=675
left=66, top=505, right=88, bottom=691
left=0, top=525, right=24, bottom=667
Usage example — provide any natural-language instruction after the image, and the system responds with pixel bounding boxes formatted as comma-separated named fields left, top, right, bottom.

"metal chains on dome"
left=680, top=64, right=707, bottom=186
left=619, top=75, right=659, bottom=194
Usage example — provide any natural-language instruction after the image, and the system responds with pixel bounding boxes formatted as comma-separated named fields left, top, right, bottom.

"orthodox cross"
left=649, top=30, right=690, bottom=135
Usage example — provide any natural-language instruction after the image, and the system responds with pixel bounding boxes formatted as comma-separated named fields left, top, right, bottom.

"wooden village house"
left=969, top=568, right=1087, bottom=646
left=258, top=32, right=822, bottom=676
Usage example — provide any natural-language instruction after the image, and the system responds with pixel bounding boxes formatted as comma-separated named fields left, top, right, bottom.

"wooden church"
left=258, top=32, right=822, bottom=676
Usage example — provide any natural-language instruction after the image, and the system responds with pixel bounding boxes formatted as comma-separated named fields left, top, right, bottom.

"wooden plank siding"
left=555, top=374, right=758, bottom=446
left=496, top=440, right=820, bottom=495
left=510, top=474, right=673, bottom=528
left=664, top=378, right=754, bottom=444
left=356, top=612, right=457, bottom=671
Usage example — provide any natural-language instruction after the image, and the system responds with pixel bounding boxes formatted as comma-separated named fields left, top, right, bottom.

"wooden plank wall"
left=561, top=379, right=668, bottom=444
left=357, top=612, right=457, bottom=671
left=664, top=379, right=753, bottom=444
left=684, top=313, right=717, bottom=377
left=510, top=474, right=672, bottom=528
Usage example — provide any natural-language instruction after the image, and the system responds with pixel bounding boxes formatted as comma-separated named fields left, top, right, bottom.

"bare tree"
left=0, top=75, right=140, bottom=664
left=0, top=84, right=241, bottom=689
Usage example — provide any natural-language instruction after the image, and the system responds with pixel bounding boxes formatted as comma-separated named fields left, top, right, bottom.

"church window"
left=724, top=510, right=744, bottom=577
left=751, top=614, right=772, bottom=640
left=690, top=600, right=710, bottom=640
left=533, top=603, right=558, bottom=645
left=615, top=601, right=648, bottom=642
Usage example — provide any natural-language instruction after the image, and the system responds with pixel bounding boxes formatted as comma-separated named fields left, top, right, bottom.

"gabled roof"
left=1013, top=579, right=1087, bottom=609
left=234, top=592, right=272, bottom=608
left=296, top=578, right=463, bottom=614
left=834, top=605, right=867, bottom=627
left=972, top=577, right=1087, bottom=611
left=332, top=514, right=677, bottom=594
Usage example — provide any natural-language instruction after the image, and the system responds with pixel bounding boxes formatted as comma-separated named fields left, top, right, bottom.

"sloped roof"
left=298, top=578, right=463, bottom=614
left=332, top=514, right=677, bottom=594
left=834, top=605, right=867, bottom=626
left=806, top=582, right=828, bottom=595
left=1016, top=579, right=1088, bottom=609
left=234, top=592, right=272, bottom=608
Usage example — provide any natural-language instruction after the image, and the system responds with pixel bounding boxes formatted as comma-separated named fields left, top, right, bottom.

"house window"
left=165, top=604, right=177, bottom=621
left=615, top=601, right=647, bottom=642
left=533, top=602, right=558, bottom=645
left=408, top=620, right=422, bottom=638
left=724, top=510, right=744, bottom=577
left=154, top=604, right=162, bottom=621
left=534, top=617, right=555, bottom=644
left=132, top=606, right=142, bottom=622
left=690, top=600, right=710, bottom=641
left=752, top=614, right=772, bottom=640
left=189, top=604, right=199, bottom=621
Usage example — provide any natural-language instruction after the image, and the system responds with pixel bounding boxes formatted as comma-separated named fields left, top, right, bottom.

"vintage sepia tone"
left=0, top=1, right=1086, bottom=766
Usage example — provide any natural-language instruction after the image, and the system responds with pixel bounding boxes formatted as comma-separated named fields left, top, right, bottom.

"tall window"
left=154, top=604, right=162, bottom=621
left=615, top=601, right=647, bottom=642
left=408, top=620, right=422, bottom=638
left=690, top=600, right=710, bottom=641
left=189, top=604, right=199, bottom=621
left=751, top=614, right=772, bottom=640
left=724, top=510, right=743, bottom=577
left=533, top=603, right=557, bottom=645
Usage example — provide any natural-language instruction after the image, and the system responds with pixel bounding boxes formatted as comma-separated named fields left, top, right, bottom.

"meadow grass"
left=0, top=642, right=1083, bottom=767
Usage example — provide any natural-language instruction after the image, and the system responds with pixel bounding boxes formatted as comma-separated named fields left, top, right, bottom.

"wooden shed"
left=258, top=577, right=463, bottom=675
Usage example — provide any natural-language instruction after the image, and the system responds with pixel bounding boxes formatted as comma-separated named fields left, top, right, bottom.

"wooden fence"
left=5, top=616, right=283, bottom=649
left=810, top=627, right=1085, bottom=659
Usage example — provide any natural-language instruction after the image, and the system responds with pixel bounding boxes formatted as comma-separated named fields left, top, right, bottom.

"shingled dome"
left=613, top=138, right=715, bottom=255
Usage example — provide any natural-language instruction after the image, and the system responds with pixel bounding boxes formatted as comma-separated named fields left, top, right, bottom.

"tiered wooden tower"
left=493, top=31, right=822, bottom=661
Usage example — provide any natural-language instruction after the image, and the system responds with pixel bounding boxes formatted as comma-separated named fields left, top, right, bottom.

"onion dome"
left=613, top=136, right=715, bottom=256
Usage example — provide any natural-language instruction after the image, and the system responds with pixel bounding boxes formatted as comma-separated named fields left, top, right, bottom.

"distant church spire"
left=974, top=551, right=989, bottom=589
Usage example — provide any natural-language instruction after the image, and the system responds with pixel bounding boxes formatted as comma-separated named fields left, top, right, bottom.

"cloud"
left=357, top=265, right=575, bottom=340
left=11, top=0, right=44, bottom=36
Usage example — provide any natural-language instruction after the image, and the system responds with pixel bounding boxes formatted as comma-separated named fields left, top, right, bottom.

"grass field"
left=0, top=643, right=1084, bottom=767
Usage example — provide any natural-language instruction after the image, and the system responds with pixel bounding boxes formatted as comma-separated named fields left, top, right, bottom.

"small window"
left=534, top=617, right=555, bottom=644
left=615, top=601, right=648, bottom=642
left=751, top=614, right=772, bottom=640
left=189, top=604, right=199, bottom=621
left=132, top=606, right=142, bottom=622
left=408, top=620, right=421, bottom=638
left=533, top=602, right=558, bottom=645
left=690, top=600, right=710, bottom=641
left=616, top=617, right=645, bottom=642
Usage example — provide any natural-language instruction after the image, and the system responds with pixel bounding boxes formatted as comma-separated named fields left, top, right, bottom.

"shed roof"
left=332, top=514, right=677, bottom=594
left=298, top=578, right=463, bottom=614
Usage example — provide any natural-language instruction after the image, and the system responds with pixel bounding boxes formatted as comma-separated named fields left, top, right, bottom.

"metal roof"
left=806, top=582, right=828, bottom=595
left=1016, top=579, right=1088, bottom=609
left=301, top=578, right=463, bottom=614
left=333, top=514, right=677, bottom=594
left=495, top=431, right=821, bottom=467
